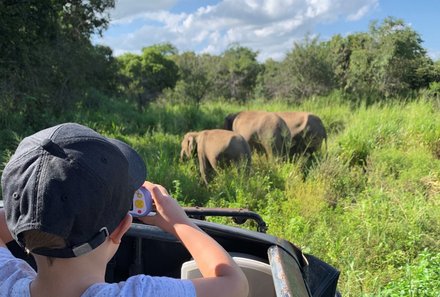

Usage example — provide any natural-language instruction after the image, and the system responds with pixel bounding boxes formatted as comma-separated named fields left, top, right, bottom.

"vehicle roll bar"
left=183, top=207, right=268, bottom=233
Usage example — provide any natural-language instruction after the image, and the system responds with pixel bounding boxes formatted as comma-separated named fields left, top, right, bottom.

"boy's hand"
left=0, top=209, right=13, bottom=246
left=138, top=181, right=193, bottom=236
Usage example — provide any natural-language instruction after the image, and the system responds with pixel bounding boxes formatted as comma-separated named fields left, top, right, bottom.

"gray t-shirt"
left=0, top=247, right=196, bottom=297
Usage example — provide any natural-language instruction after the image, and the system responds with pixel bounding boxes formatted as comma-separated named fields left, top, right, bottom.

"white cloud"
left=347, top=2, right=378, bottom=21
left=96, top=0, right=379, bottom=61
left=110, top=0, right=177, bottom=23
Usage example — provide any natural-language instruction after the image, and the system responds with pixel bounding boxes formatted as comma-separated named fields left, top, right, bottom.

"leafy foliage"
left=220, top=44, right=261, bottom=101
left=0, top=0, right=117, bottom=131
left=117, top=43, right=179, bottom=109
left=171, top=51, right=210, bottom=105
left=283, top=36, right=336, bottom=100
left=204, top=44, right=261, bottom=102
left=380, top=250, right=440, bottom=296
left=328, top=17, right=435, bottom=101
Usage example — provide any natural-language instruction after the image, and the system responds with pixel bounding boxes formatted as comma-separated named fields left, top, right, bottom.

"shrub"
left=380, top=250, right=440, bottom=296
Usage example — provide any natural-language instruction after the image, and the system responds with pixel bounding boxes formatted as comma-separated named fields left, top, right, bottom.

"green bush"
left=1, top=95, right=439, bottom=296
left=380, top=250, right=440, bottom=296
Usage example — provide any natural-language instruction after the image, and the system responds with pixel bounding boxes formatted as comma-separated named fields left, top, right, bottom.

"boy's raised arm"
left=139, top=182, right=249, bottom=297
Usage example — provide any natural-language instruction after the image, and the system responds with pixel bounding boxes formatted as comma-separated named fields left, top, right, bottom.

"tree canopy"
left=117, top=43, right=179, bottom=109
left=1, top=7, right=439, bottom=131
left=0, top=0, right=116, bottom=129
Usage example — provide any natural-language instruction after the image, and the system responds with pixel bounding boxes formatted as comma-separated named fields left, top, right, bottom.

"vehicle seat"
left=181, top=253, right=275, bottom=297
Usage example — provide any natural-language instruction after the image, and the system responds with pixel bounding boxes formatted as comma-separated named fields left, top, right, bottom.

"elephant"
left=224, top=111, right=291, bottom=158
left=274, top=111, right=327, bottom=157
left=180, top=129, right=252, bottom=184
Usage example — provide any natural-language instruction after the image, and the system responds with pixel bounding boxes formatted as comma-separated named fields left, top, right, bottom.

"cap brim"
left=108, top=138, right=147, bottom=191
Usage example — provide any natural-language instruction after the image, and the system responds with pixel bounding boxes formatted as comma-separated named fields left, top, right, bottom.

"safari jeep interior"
left=182, top=252, right=275, bottom=297
left=4, top=206, right=340, bottom=297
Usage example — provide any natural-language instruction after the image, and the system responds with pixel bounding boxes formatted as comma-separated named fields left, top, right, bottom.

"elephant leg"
left=198, top=154, right=209, bottom=185
left=208, top=156, right=218, bottom=171
left=216, top=154, right=231, bottom=168
left=272, top=136, right=286, bottom=158
left=246, top=134, right=265, bottom=156
left=252, top=135, right=271, bottom=157
left=303, top=133, right=320, bottom=155
left=199, top=153, right=217, bottom=185
left=204, top=163, right=215, bottom=184
left=291, top=134, right=306, bottom=156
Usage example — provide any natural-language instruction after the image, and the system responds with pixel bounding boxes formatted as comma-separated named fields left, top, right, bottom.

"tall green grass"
left=0, top=95, right=438, bottom=296
left=125, top=97, right=439, bottom=296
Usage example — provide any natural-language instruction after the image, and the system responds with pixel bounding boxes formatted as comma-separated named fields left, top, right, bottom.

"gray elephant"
left=180, top=129, right=251, bottom=184
left=224, top=111, right=291, bottom=158
left=275, top=111, right=327, bottom=157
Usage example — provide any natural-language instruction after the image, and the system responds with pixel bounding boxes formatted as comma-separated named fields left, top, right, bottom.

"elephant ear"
left=188, top=135, right=196, bottom=154
left=181, top=133, right=197, bottom=160
left=186, top=133, right=199, bottom=156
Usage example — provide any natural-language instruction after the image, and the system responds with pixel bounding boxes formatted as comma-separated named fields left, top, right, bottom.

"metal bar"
left=183, top=207, right=268, bottom=233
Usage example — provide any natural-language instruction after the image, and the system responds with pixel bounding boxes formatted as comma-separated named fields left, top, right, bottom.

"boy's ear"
left=109, top=214, right=132, bottom=244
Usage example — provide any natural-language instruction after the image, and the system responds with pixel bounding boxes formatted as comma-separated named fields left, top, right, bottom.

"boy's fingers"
left=142, top=181, right=155, bottom=191
left=139, top=214, right=157, bottom=225
left=156, top=185, right=169, bottom=195
left=142, top=181, right=169, bottom=200
left=151, top=186, right=163, bottom=201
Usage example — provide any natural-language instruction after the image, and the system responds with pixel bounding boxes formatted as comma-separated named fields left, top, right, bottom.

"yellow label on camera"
left=135, top=200, right=145, bottom=208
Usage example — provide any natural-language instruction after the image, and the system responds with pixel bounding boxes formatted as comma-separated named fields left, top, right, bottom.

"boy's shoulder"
left=0, top=247, right=195, bottom=297
left=0, top=247, right=35, bottom=297
left=83, top=274, right=196, bottom=297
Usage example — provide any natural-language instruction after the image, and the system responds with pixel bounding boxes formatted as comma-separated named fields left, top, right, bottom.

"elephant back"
left=275, top=112, right=309, bottom=137
left=231, top=111, right=291, bottom=157
left=200, top=129, right=250, bottom=157
left=231, top=111, right=273, bottom=140
left=201, top=129, right=251, bottom=168
left=226, top=133, right=252, bottom=161
left=275, top=111, right=327, bottom=154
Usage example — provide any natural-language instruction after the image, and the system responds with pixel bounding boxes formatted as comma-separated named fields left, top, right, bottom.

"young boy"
left=0, top=122, right=248, bottom=297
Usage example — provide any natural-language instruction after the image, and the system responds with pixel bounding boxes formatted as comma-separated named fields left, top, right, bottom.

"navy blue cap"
left=1, top=123, right=147, bottom=258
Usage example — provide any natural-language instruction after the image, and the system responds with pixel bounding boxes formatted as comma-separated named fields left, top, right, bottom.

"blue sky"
left=94, top=0, right=440, bottom=62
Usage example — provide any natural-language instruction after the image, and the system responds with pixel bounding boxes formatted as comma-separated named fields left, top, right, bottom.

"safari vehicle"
left=4, top=204, right=340, bottom=297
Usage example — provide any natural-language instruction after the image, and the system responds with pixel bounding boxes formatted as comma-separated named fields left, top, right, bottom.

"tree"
left=342, top=32, right=377, bottom=97
left=370, top=17, right=431, bottom=97
left=212, top=44, right=261, bottom=102
left=433, top=60, right=440, bottom=82
left=172, top=51, right=210, bottom=105
left=327, top=34, right=352, bottom=91
left=201, top=53, right=226, bottom=100
left=117, top=43, right=179, bottom=108
left=330, top=17, right=434, bottom=100
left=255, top=58, right=288, bottom=100
left=282, top=36, right=335, bottom=100
left=86, top=45, right=118, bottom=94
left=0, top=0, right=116, bottom=129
